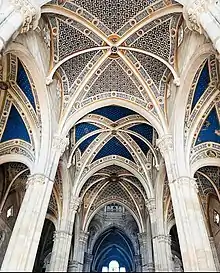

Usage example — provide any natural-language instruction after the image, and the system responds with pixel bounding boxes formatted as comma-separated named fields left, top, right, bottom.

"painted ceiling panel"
left=75, top=122, right=100, bottom=142
left=93, top=136, right=134, bottom=162
left=128, top=133, right=149, bottom=154
left=79, top=133, right=99, bottom=153
left=73, top=0, right=156, bottom=33
left=1, top=105, right=30, bottom=143
left=196, top=106, right=220, bottom=145
left=191, top=60, right=210, bottom=111
left=91, top=106, right=136, bottom=121
left=17, top=59, right=36, bottom=111
left=128, top=123, right=153, bottom=143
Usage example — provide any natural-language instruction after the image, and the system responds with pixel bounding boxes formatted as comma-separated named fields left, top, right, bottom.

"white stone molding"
left=69, top=196, right=81, bottom=212
left=53, top=230, right=72, bottom=239
left=79, top=230, right=89, bottom=245
left=170, top=176, right=198, bottom=193
left=52, top=134, right=69, bottom=155
left=10, top=0, right=41, bottom=33
left=26, top=173, right=50, bottom=189
left=183, top=0, right=208, bottom=34
left=154, top=234, right=171, bottom=245
left=156, top=134, right=173, bottom=157
left=145, top=198, right=156, bottom=215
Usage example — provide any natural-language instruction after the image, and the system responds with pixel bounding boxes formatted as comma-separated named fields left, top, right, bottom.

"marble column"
left=146, top=198, right=172, bottom=272
left=209, top=236, right=220, bottom=272
left=77, top=231, right=89, bottom=272
left=0, top=173, right=54, bottom=272
left=183, top=0, right=220, bottom=54
left=83, top=252, right=93, bottom=272
left=47, top=197, right=81, bottom=272
left=0, top=136, right=69, bottom=272
left=0, top=0, right=40, bottom=51
left=138, top=232, right=154, bottom=272
left=157, top=135, right=216, bottom=272
left=134, top=254, right=142, bottom=272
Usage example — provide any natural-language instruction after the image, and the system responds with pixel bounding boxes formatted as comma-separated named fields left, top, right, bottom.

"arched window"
left=109, top=260, right=119, bottom=272
left=102, top=260, right=126, bottom=272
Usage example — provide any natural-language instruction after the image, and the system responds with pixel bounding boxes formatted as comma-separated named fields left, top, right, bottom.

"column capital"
left=154, top=234, right=171, bottom=245
left=53, top=230, right=72, bottom=240
left=52, top=134, right=69, bottom=155
left=10, top=0, right=41, bottom=33
left=70, top=196, right=81, bottom=212
left=183, top=0, right=213, bottom=34
left=170, top=176, right=198, bottom=192
left=145, top=198, right=156, bottom=214
left=138, top=232, right=148, bottom=245
left=79, top=230, right=89, bottom=244
left=156, top=134, right=173, bottom=157
left=26, top=173, right=51, bottom=189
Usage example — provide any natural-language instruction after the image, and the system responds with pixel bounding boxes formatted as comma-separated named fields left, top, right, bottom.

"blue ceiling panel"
left=78, top=133, right=99, bottom=154
left=191, top=60, right=210, bottom=110
left=196, top=106, right=220, bottom=145
left=75, top=122, right=100, bottom=142
left=128, top=133, right=149, bottom=154
left=91, top=106, right=136, bottom=121
left=93, top=136, right=134, bottom=162
left=128, top=123, right=153, bottom=143
left=1, top=105, right=30, bottom=143
left=17, top=59, right=36, bottom=111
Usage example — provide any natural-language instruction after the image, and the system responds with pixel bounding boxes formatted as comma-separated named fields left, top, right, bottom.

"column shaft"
left=157, top=135, right=216, bottom=272
left=47, top=197, right=80, bottom=272
left=1, top=174, right=53, bottom=271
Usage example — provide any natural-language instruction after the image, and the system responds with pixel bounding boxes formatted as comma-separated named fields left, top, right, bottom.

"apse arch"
left=60, top=99, right=165, bottom=138
left=89, top=222, right=138, bottom=255
left=83, top=200, right=143, bottom=233
left=90, top=226, right=136, bottom=272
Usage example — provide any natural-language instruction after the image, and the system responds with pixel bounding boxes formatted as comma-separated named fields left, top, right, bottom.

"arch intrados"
left=60, top=99, right=164, bottom=138
left=0, top=154, right=33, bottom=171
left=5, top=43, right=52, bottom=167
left=84, top=199, right=143, bottom=232
left=94, top=244, right=133, bottom=271
left=89, top=222, right=137, bottom=252
left=76, top=160, right=152, bottom=199
left=191, top=157, right=220, bottom=177
left=93, top=228, right=134, bottom=258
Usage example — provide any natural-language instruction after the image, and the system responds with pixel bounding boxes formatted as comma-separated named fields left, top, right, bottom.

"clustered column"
left=0, top=174, right=54, bottom=271
left=0, top=0, right=40, bottom=51
left=77, top=231, right=89, bottom=272
left=138, top=232, right=154, bottom=272
left=184, top=0, right=220, bottom=53
left=47, top=197, right=81, bottom=272
left=146, top=198, right=172, bottom=272
left=157, top=134, right=216, bottom=272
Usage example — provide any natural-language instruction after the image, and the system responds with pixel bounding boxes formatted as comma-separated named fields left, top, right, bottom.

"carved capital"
left=170, top=176, right=198, bottom=193
left=138, top=232, right=148, bottom=245
left=154, top=234, right=171, bottom=245
left=10, top=0, right=41, bottom=33
left=26, top=173, right=49, bottom=189
left=52, top=135, right=69, bottom=155
left=156, top=134, right=173, bottom=157
left=70, top=196, right=81, bottom=212
left=145, top=198, right=156, bottom=214
left=79, top=230, right=89, bottom=245
left=183, top=0, right=212, bottom=34
left=53, top=230, right=71, bottom=240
